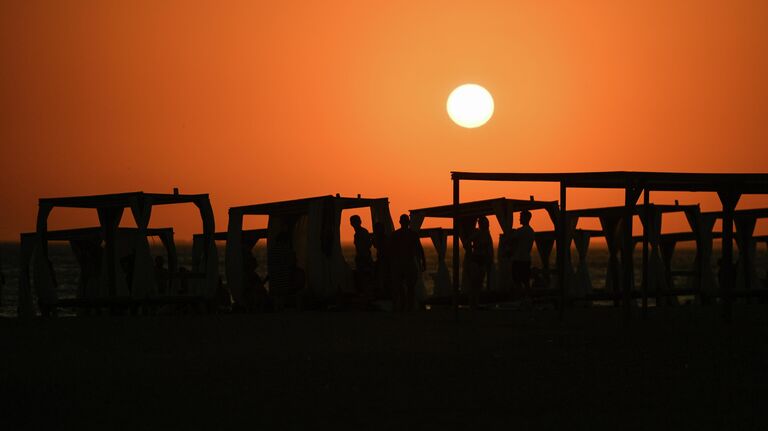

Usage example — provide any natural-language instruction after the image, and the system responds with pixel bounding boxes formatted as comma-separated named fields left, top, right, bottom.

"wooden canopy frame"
left=450, top=171, right=768, bottom=321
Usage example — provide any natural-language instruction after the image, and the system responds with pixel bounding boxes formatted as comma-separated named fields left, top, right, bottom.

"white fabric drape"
left=659, top=239, right=678, bottom=304
left=572, top=229, right=592, bottom=297
left=370, top=200, right=394, bottom=234
left=599, top=213, right=623, bottom=296
left=225, top=211, right=244, bottom=303
left=130, top=197, right=156, bottom=298
left=332, top=203, right=353, bottom=295
left=17, top=236, right=36, bottom=317
left=97, top=207, right=127, bottom=297
left=735, top=216, right=759, bottom=291
left=429, top=229, right=451, bottom=296
left=640, top=207, right=667, bottom=299
left=685, top=210, right=718, bottom=297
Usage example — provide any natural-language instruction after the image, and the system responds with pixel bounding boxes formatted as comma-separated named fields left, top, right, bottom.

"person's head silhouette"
left=399, top=214, right=410, bottom=229
left=350, top=215, right=362, bottom=228
left=520, top=210, right=532, bottom=226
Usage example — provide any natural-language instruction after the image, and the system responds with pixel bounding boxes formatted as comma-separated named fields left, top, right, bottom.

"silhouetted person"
left=372, top=221, right=392, bottom=299
left=240, top=252, right=267, bottom=312
left=120, top=253, right=136, bottom=293
left=469, top=216, right=493, bottom=307
left=390, top=214, right=425, bottom=311
left=510, top=210, right=535, bottom=293
left=350, top=215, right=373, bottom=295
left=154, top=255, right=169, bottom=295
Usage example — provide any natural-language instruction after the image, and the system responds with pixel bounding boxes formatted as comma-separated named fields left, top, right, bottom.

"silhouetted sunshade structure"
left=33, top=192, right=217, bottom=315
left=410, top=197, right=559, bottom=307
left=18, top=227, right=176, bottom=316
left=450, top=171, right=768, bottom=320
left=566, top=203, right=701, bottom=304
left=192, top=229, right=267, bottom=281
left=226, top=195, right=393, bottom=303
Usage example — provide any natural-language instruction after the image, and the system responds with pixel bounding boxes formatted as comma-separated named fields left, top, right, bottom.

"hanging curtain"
left=491, top=201, right=513, bottom=292
left=685, top=210, right=718, bottom=298
left=429, top=229, right=451, bottom=296
left=370, top=200, right=394, bottom=234
left=599, top=213, right=623, bottom=297
left=225, top=211, right=245, bottom=303
left=130, top=197, right=157, bottom=298
left=534, top=235, right=555, bottom=288
left=572, top=229, right=592, bottom=297
left=640, top=206, right=667, bottom=299
left=97, top=207, right=125, bottom=297
left=17, top=235, right=37, bottom=317
left=735, top=216, right=759, bottom=291
left=331, top=201, right=352, bottom=295
left=659, top=238, right=678, bottom=305
left=194, top=199, right=218, bottom=298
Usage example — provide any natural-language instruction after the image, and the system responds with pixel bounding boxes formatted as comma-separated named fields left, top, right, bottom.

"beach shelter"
left=18, top=227, right=176, bottom=316
left=33, top=192, right=217, bottom=315
left=226, top=195, right=393, bottom=303
left=566, top=203, right=700, bottom=304
left=192, top=229, right=267, bottom=282
left=449, top=171, right=768, bottom=320
left=699, top=208, right=768, bottom=293
left=409, top=197, right=560, bottom=298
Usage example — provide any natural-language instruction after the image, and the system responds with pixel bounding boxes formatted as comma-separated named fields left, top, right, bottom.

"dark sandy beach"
left=2, top=306, right=767, bottom=430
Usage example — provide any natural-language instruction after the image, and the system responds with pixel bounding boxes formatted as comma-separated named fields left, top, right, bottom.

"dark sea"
left=1, top=241, right=765, bottom=318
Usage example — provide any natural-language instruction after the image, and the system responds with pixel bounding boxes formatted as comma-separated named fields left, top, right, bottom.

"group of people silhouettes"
left=352, top=214, right=425, bottom=311
left=351, top=210, right=535, bottom=310
left=229, top=209, right=536, bottom=313
left=465, top=210, right=535, bottom=305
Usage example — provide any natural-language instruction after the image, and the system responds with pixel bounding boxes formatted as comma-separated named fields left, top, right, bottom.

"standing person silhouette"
left=350, top=215, right=373, bottom=295
left=469, top=216, right=493, bottom=307
left=390, top=214, right=426, bottom=311
left=510, top=210, right=535, bottom=294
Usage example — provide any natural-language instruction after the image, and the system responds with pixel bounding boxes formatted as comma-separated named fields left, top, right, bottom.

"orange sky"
left=1, top=0, right=767, bottom=241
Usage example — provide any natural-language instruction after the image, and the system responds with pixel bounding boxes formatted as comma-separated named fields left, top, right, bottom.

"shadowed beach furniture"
left=450, top=171, right=768, bottom=320
left=30, top=192, right=217, bottom=316
left=17, top=227, right=177, bottom=316
left=192, top=229, right=267, bottom=275
left=225, top=195, right=393, bottom=305
left=409, top=197, right=560, bottom=307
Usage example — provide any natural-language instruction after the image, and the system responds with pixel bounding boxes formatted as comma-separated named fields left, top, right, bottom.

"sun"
left=446, top=83, right=494, bottom=128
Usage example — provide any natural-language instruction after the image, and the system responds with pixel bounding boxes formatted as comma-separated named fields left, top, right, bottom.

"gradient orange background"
left=1, top=0, right=767, bottom=241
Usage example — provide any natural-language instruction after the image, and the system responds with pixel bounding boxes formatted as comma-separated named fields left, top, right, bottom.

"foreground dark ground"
left=1, top=305, right=767, bottom=430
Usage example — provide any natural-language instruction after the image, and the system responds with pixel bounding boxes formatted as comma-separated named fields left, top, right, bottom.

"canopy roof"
left=451, top=171, right=768, bottom=193
left=230, top=195, right=389, bottom=216
left=566, top=203, right=698, bottom=218
left=21, top=227, right=173, bottom=241
left=194, top=229, right=267, bottom=241
left=702, top=208, right=768, bottom=219
left=631, top=231, right=724, bottom=244
left=409, top=197, right=558, bottom=219
left=39, top=191, right=209, bottom=208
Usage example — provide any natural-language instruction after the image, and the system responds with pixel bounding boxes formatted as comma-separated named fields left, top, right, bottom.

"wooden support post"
left=717, top=189, right=740, bottom=323
left=558, top=183, right=568, bottom=320
left=642, top=189, right=649, bottom=319
left=452, top=178, right=460, bottom=321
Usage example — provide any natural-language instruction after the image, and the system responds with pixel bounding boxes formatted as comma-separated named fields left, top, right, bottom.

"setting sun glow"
left=446, top=84, right=494, bottom=128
